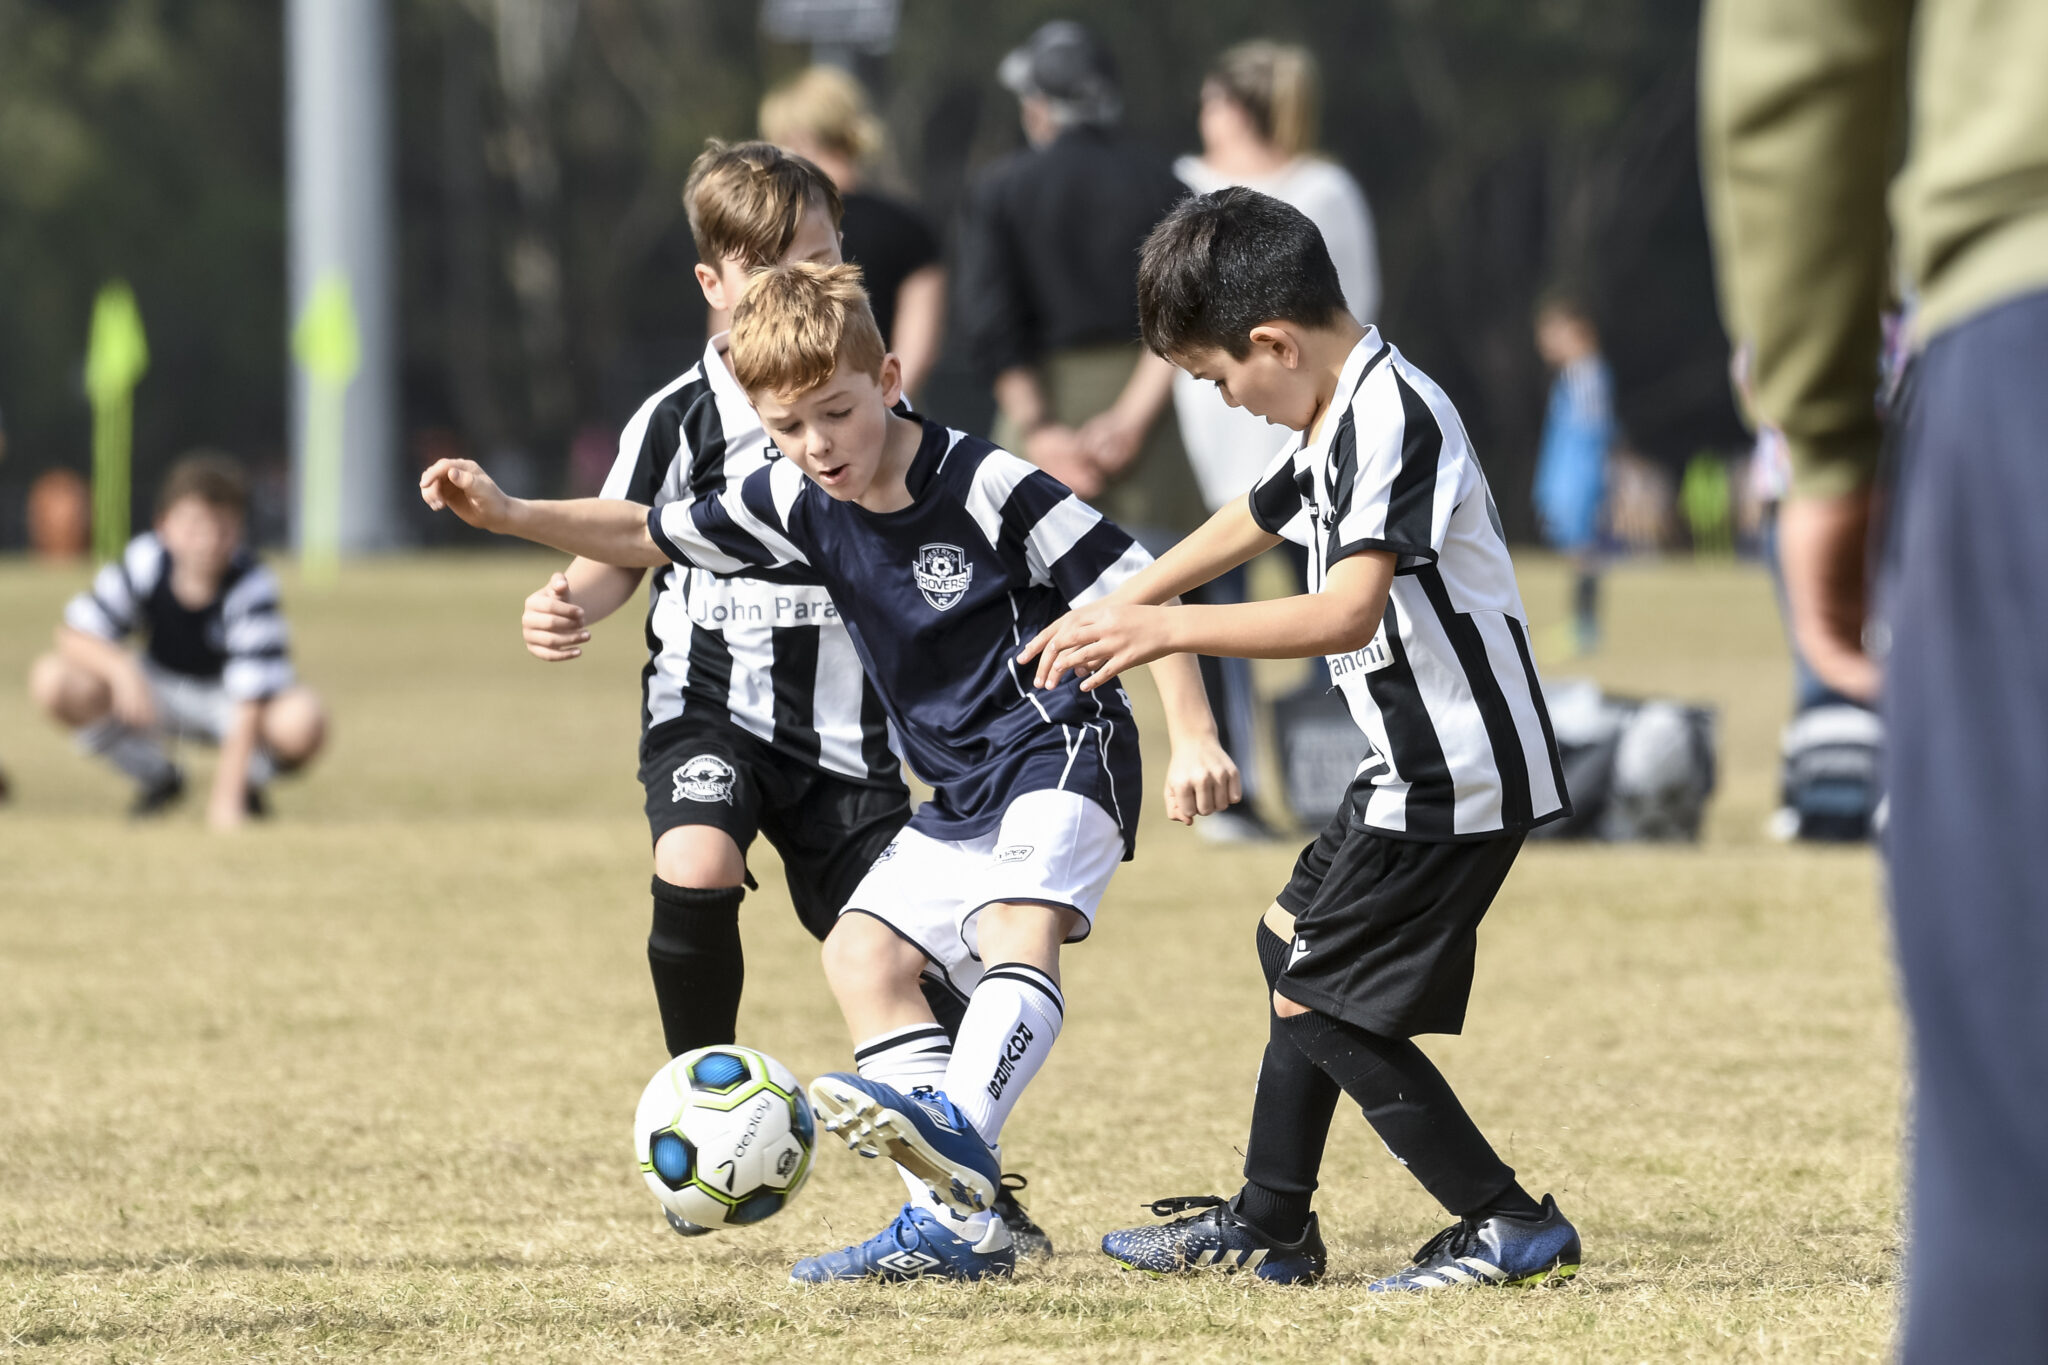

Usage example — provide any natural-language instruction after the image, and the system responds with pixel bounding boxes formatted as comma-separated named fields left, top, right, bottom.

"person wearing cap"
left=959, top=19, right=1204, bottom=543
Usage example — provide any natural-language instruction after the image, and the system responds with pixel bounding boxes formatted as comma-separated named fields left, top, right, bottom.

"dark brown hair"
left=157, top=451, right=248, bottom=517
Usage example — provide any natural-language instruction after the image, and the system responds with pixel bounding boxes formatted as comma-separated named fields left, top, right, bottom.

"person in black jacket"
left=958, top=21, right=1204, bottom=544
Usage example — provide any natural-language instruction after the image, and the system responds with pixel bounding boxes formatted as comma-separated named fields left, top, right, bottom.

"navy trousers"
left=1888, top=289, right=2048, bottom=1362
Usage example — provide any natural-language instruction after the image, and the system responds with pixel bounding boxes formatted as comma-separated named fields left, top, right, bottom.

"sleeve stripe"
left=64, top=594, right=122, bottom=639
left=1381, top=371, right=1445, bottom=553
left=1249, top=451, right=1305, bottom=534
left=1065, top=537, right=1153, bottom=607
left=963, top=451, right=1033, bottom=552
left=1021, top=495, right=1101, bottom=583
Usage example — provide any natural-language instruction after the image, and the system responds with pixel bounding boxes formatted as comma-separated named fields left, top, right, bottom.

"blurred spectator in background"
left=959, top=20, right=1204, bottom=541
left=1168, top=40, right=1382, bottom=839
left=27, top=453, right=326, bottom=828
left=1705, top=1, right=2048, bottom=1357
left=1532, top=292, right=1614, bottom=655
left=27, top=468, right=90, bottom=559
left=761, top=66, right=946, bottom=399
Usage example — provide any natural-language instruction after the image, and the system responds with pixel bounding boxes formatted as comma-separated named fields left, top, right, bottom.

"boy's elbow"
left=1330, top=601, right=1383, bottom=654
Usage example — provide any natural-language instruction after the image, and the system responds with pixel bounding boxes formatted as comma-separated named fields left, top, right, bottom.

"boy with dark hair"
left=420, top=260, right=1239, bottom=1283
left=30, top=452, right=326, bottom=828
left=513, top=140, right=1050, bottom=1249
left=1021, top=186, right=1581, bottom=1291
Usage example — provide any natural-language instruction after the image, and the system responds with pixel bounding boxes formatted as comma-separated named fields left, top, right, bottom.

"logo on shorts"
left=672, top=754, right=736, bottom=804
left=912, top=543, right=973, bottom=611
left=1289, top=935, right=1310, bottom=969
left=994, top=844, right=1035, bottom=865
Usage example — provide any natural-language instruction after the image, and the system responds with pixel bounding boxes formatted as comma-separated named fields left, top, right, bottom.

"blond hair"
left=683, top=139, right=844, bottom=270
left=760, top=66, right=884, bottom=165
left=1207, top=41, right=1319, bottom=158
left=729, top=262, right=887, bottom=399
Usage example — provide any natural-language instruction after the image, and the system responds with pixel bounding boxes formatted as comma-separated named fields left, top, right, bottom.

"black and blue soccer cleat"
left=994, top=1173, right=1054, bottom=1260
left=807, top=1073, right=1003, bottom=1217
left=790, top=1203, right=1016, bottom=1283
left=1100, top=1195, right=1327, bottom=1284
left=1366, top=1194, right=1580, bottom=1291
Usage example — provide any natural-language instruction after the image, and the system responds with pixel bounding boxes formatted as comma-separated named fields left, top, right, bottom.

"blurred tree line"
left=0, top=0, right=1738, bottom=547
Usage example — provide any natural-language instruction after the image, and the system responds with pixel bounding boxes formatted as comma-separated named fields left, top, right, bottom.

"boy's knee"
left=974, top=900, right=1081, bottom=964
left=262, top=687, right=327, bottom=767
left=653, top=825, right=747, bottom=889
left=1272, top=990, right=1313, bottom=1019
left=29, top=653, right=101, bottom=724
left=821, top=913, right=924, bottom=989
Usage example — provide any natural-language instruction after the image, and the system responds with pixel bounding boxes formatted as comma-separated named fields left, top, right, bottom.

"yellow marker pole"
left=292, top=271, right=361, bottom=588
left=84, top=281, right=150, bottom=563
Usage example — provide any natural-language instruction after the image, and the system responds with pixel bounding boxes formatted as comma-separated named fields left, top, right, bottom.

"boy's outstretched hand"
left=1016, top=603, right=1174, bottom=692
left=419, top=458, right=512, bottom=532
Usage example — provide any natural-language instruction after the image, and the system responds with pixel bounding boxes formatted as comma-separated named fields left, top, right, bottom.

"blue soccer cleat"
left=1367, top=1194, right=1581, bottom=1291
left=807, top=1073, right=1002, bottom=1218
left=1100, top=1195, right=1327, bottom=1285
left=790, top=1203, right=1016, bottom=1283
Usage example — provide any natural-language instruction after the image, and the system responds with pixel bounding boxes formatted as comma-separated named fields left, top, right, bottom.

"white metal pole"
left=288, top=0, right=396, bottom=554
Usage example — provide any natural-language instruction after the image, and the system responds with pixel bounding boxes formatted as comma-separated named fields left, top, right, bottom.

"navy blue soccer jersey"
left=647, top=417, right=1150, bottom=853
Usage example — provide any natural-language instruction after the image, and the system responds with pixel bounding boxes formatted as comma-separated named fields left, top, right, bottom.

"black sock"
left=918, top=975, right=968, bottom=1042
left=1278, top=1009, right=1541, bottom=1222
left=647, top=878, right=744, bottom=1057
left=1235, top=921, right=1342, bottom=1243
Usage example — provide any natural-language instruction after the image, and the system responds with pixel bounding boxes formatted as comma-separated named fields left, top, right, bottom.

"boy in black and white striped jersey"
left=30, top=453, right=326, bottom=827
left=1024, top=188, right=1582, bottom=1292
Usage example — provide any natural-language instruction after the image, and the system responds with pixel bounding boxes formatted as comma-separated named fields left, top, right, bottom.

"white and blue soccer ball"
left=633, top=1045, right=815, bottom=1229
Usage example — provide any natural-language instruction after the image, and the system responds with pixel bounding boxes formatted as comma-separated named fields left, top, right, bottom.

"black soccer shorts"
left=639, top=714, right=910, bottom=941
left=1273, top=799, right=1525, bottom=1038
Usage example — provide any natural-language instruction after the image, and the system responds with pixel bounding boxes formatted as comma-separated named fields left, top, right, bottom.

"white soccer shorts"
left=839, top=788, right=1125, bottom=998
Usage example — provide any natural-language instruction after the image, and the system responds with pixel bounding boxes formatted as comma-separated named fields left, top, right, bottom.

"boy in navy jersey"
left=420, top=262, right=1238, bottom=1282
left=1023, top=188, right=1581, bottom=1291
left=30, top=453, right=326, bottom=828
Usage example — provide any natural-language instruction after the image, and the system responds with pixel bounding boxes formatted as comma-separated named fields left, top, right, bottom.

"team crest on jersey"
left=672, top=754, right=736, bottom=804
left=912, top=543, right=973, bottom=611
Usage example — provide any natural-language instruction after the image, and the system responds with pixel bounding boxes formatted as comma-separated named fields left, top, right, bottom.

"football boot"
left=993, top=1173, right=1053, bottom=1259
left=791, top=1203, right=1015, bottom=1283
left=1366, top=1194, right=1580, bottom=1291
left=1100, top=1195, right=1327, bottom=1284
left=807, top=1073, right=1002, bottom=1217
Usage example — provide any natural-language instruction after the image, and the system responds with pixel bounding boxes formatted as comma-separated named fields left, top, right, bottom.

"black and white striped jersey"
left=647, top=417, right=1149, bottom=854
left=1249, top=329, right=1570, bottom=839
left=64, top=533, right=295, bottom=701
left=604, top=337, right=898, bottom=786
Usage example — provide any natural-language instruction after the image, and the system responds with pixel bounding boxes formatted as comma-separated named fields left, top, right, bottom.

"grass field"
left=0, top=551, right=1899, bottom=1362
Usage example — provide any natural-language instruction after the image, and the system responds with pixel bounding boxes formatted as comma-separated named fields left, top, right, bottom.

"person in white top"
left=1171, top=41, right=1382, bottom=839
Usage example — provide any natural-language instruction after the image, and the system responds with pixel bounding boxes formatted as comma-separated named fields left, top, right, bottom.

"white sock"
left=854, top=1021, right=958, bottom=1213
left=78, top=719, right=175, bottom=786
left=942, top=962, right=1064, bottom=1146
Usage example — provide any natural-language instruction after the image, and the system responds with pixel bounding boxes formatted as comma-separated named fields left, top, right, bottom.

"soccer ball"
left=633, top=1046, right=815, bottom=1230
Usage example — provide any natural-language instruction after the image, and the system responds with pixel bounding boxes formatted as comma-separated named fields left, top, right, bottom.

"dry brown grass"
left=0, top=551, right=1899, bottom=1361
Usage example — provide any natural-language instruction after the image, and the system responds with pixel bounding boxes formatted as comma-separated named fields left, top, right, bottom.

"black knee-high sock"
left=1234, top=922, right=1343, bottom=1242
left=647, top=878, right=745, bottom=1057
left=1279, top=1009, right=1542, bottom=1222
